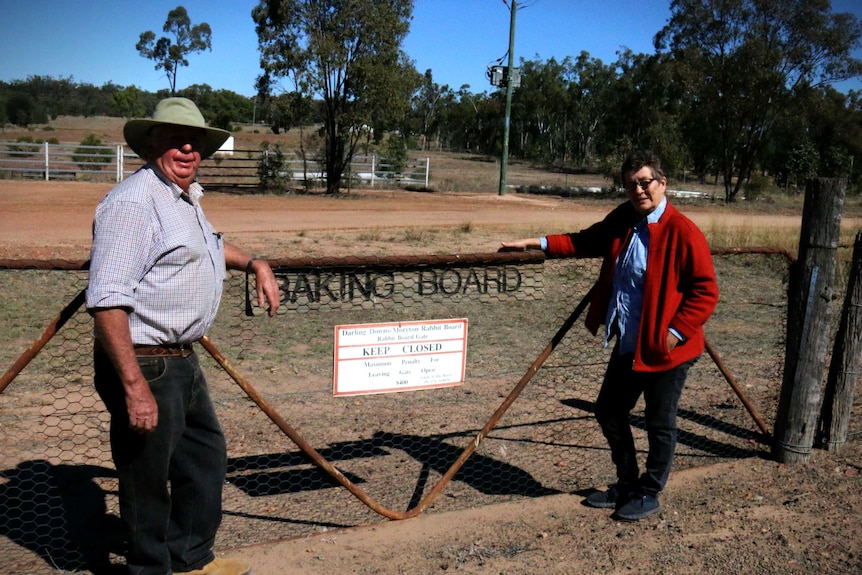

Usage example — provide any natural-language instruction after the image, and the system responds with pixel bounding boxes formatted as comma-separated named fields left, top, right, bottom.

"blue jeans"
left=95, top=351, right=227, bottom=575
left=594, top=349, right=696, bottom=496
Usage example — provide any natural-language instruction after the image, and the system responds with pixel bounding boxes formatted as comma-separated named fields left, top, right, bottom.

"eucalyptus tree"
left=510, top=56, right=570, bottom=164
left=450, top=87, right=492, bottom=154
left=136, top=6, right=212, bottom=96
left=767, top=84, right=862, bottom=191
left=798, top=86, right=861, bottom=181
left=252, top=0, right=420, bottom=194
left=567, top=52, right=619, bottom=166
left=656, top=0, right=862, bottom=201
left=110, top=86, right=151, bottom=119
left=410, top=69, right=453, bottom=151
left=178, top=85, right=255, bottom=128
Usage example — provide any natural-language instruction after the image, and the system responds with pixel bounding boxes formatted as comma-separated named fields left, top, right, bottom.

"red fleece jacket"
left=545, top=200, right=718, bottom=372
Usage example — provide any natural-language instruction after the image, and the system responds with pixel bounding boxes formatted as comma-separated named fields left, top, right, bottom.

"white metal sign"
left=333, top=319, right=468, bottom=396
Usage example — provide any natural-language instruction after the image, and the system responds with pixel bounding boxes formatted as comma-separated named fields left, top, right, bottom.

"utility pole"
left=498, top=0, right=517, bottom=196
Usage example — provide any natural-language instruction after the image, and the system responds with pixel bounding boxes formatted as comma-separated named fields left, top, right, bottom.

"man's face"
left=148, top=126, right=207, bottom=190
left=623, top=166, right=667, bottom=216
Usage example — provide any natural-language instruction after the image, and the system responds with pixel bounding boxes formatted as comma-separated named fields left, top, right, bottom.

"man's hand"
left=94, top=308, right=159, bottom=434
left=125, top=380, right=159, bottom=434
left=249, top=260, right=280, bottom=317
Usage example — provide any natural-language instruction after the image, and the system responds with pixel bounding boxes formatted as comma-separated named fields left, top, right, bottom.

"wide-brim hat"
left=123, top=97, right=231, bottom=160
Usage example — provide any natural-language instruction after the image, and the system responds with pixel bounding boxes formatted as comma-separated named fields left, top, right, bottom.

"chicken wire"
left=1, top=251, right=842, bottom=574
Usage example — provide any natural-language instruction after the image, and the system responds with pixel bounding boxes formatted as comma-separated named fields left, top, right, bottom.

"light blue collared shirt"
left=605, top=198, right=667, bottom=354
left=538, top=198, right=680, bottom=354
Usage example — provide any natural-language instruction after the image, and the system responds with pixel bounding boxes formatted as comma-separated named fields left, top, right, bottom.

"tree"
left=656, top=0, right=862, bottom=202
left=252, top=0, right=419, bottom=194
left=5, top=94, right=45, bottom=126
left=448, top=87, right=487, bottom=153
left=567, top=52, right=618, bottom=166
left=766, top=84, right=861, bottom=192
left=109, top=86, right=150, bottom=118
left=510, top=56, right=571, bottom=164
left=136, top=6, right=213, bottom=95
left=411, top=69, right=452, bottom=151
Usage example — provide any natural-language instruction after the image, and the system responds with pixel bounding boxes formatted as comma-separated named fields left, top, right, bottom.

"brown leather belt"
left=133, top=343, right=194, bottom=357
left=94, top=340, right=195, bottom=358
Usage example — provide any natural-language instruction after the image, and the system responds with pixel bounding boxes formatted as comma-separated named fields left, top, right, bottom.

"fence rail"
left=0, top=141, right=430, bottom=188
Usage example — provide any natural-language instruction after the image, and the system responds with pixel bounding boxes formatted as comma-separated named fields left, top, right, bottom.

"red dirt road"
left=0, top=179, right=823, bottom=263
left=0, top=180, right=611, bottom=260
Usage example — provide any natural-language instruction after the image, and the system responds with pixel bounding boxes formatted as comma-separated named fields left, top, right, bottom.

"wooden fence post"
left=773, top=177, right=846, bottom=463
left=817, top=229, right=862, bottom=451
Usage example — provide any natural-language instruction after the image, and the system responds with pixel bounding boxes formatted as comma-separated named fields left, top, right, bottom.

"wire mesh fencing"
left=0, top=250, right=829, bottom=574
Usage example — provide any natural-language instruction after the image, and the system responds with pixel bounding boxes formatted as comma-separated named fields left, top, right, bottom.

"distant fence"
left=0, top=141, right=430, bottom=189
left=4, top=249, right=851, bottom=574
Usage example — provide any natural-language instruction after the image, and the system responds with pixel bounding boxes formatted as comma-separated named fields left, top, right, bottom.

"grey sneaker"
left=611, top=493, right=661, bottom=521
left=583, top=484, right=629, bottom=509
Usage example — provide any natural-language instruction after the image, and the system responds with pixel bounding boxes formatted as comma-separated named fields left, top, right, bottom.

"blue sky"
left=1, top=0, right=860, bottom=97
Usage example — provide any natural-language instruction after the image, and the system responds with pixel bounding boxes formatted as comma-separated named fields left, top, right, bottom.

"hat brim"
left=124, top=119, right=231, bottom=160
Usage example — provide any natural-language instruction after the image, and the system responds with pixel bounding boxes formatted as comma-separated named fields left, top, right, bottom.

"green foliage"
left=178, top=84, right=255, bottom=125
left=253, top=0, right=419, bottom=194
left=8, top=136, right=60, bottom=157
left=5, top=94, right=46, bottom=126
left=267, top=92, right=315, bottom=135
left=136, top=6, right=212, bottom=95
left=0, top=77, right=256, bottom=129
left=654, top=0, right=862, bottom=201
left=379, top=134, right=408, bottom=176
left=597, top=138, right=634, bottom=188
left=787, top=142, right=820, bottom=191
left=72, top=134, right=114, bottom=171
left=2, top=0, right=861, bottom=195
left=822, top=147, right=853, bottom=178
left=743, top=173, right=774, bottom=201
left=8, top=136, right=39, bottom=157
left=110, top=86, right=150, bottom=118
left=257, top=141, right=291, bottom=192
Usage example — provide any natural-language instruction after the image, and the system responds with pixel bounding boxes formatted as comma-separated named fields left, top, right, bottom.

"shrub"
left=257, top=142, right=291, bottom=192
left=744, top=173, right=776, bottom=201
left=72, top=134, right=113, bottom=171
left=379, top=134, right=408, bottom=177
left=8, top=136, right=39, bottom=157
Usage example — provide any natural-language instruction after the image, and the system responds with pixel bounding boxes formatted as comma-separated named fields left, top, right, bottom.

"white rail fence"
left=0, top=141, right=430, bottom=188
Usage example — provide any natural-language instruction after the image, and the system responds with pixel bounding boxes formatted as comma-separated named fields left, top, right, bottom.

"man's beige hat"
left=123, top=97, right=231, bottom=160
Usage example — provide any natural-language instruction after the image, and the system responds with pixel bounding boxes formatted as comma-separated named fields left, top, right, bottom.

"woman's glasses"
left=625, top=178, right=657, bottom=192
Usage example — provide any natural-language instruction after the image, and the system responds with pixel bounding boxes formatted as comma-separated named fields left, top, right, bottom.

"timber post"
left=817, top=229, right=862, bottom=451
left=773, top=177, right=846, bottom=463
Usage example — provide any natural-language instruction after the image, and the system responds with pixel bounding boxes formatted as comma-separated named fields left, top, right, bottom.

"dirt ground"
left=1, top=180, right=860, bottom=575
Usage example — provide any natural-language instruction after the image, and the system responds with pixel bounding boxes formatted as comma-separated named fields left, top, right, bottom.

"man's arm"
left=224, top=241, right=281, bottom=316
left=93, top=308, right=158, bottom=434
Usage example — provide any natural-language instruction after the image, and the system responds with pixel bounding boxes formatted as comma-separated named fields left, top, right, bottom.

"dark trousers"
left=95, top=351, right=227, bottom=575
left=594, top=349, right=696, bottom=496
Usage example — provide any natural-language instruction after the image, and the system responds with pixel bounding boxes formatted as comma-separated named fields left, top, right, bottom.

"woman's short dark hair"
left=621, top=150, right=666, bottom=181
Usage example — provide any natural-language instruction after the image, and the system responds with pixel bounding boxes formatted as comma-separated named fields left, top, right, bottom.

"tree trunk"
left=817, top=227, right=862, bottom=452
left=773, top=177, right=846, bottom=463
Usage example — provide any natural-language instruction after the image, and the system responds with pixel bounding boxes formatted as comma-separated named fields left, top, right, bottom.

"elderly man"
left=87, top=98, right=280, bottom=575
